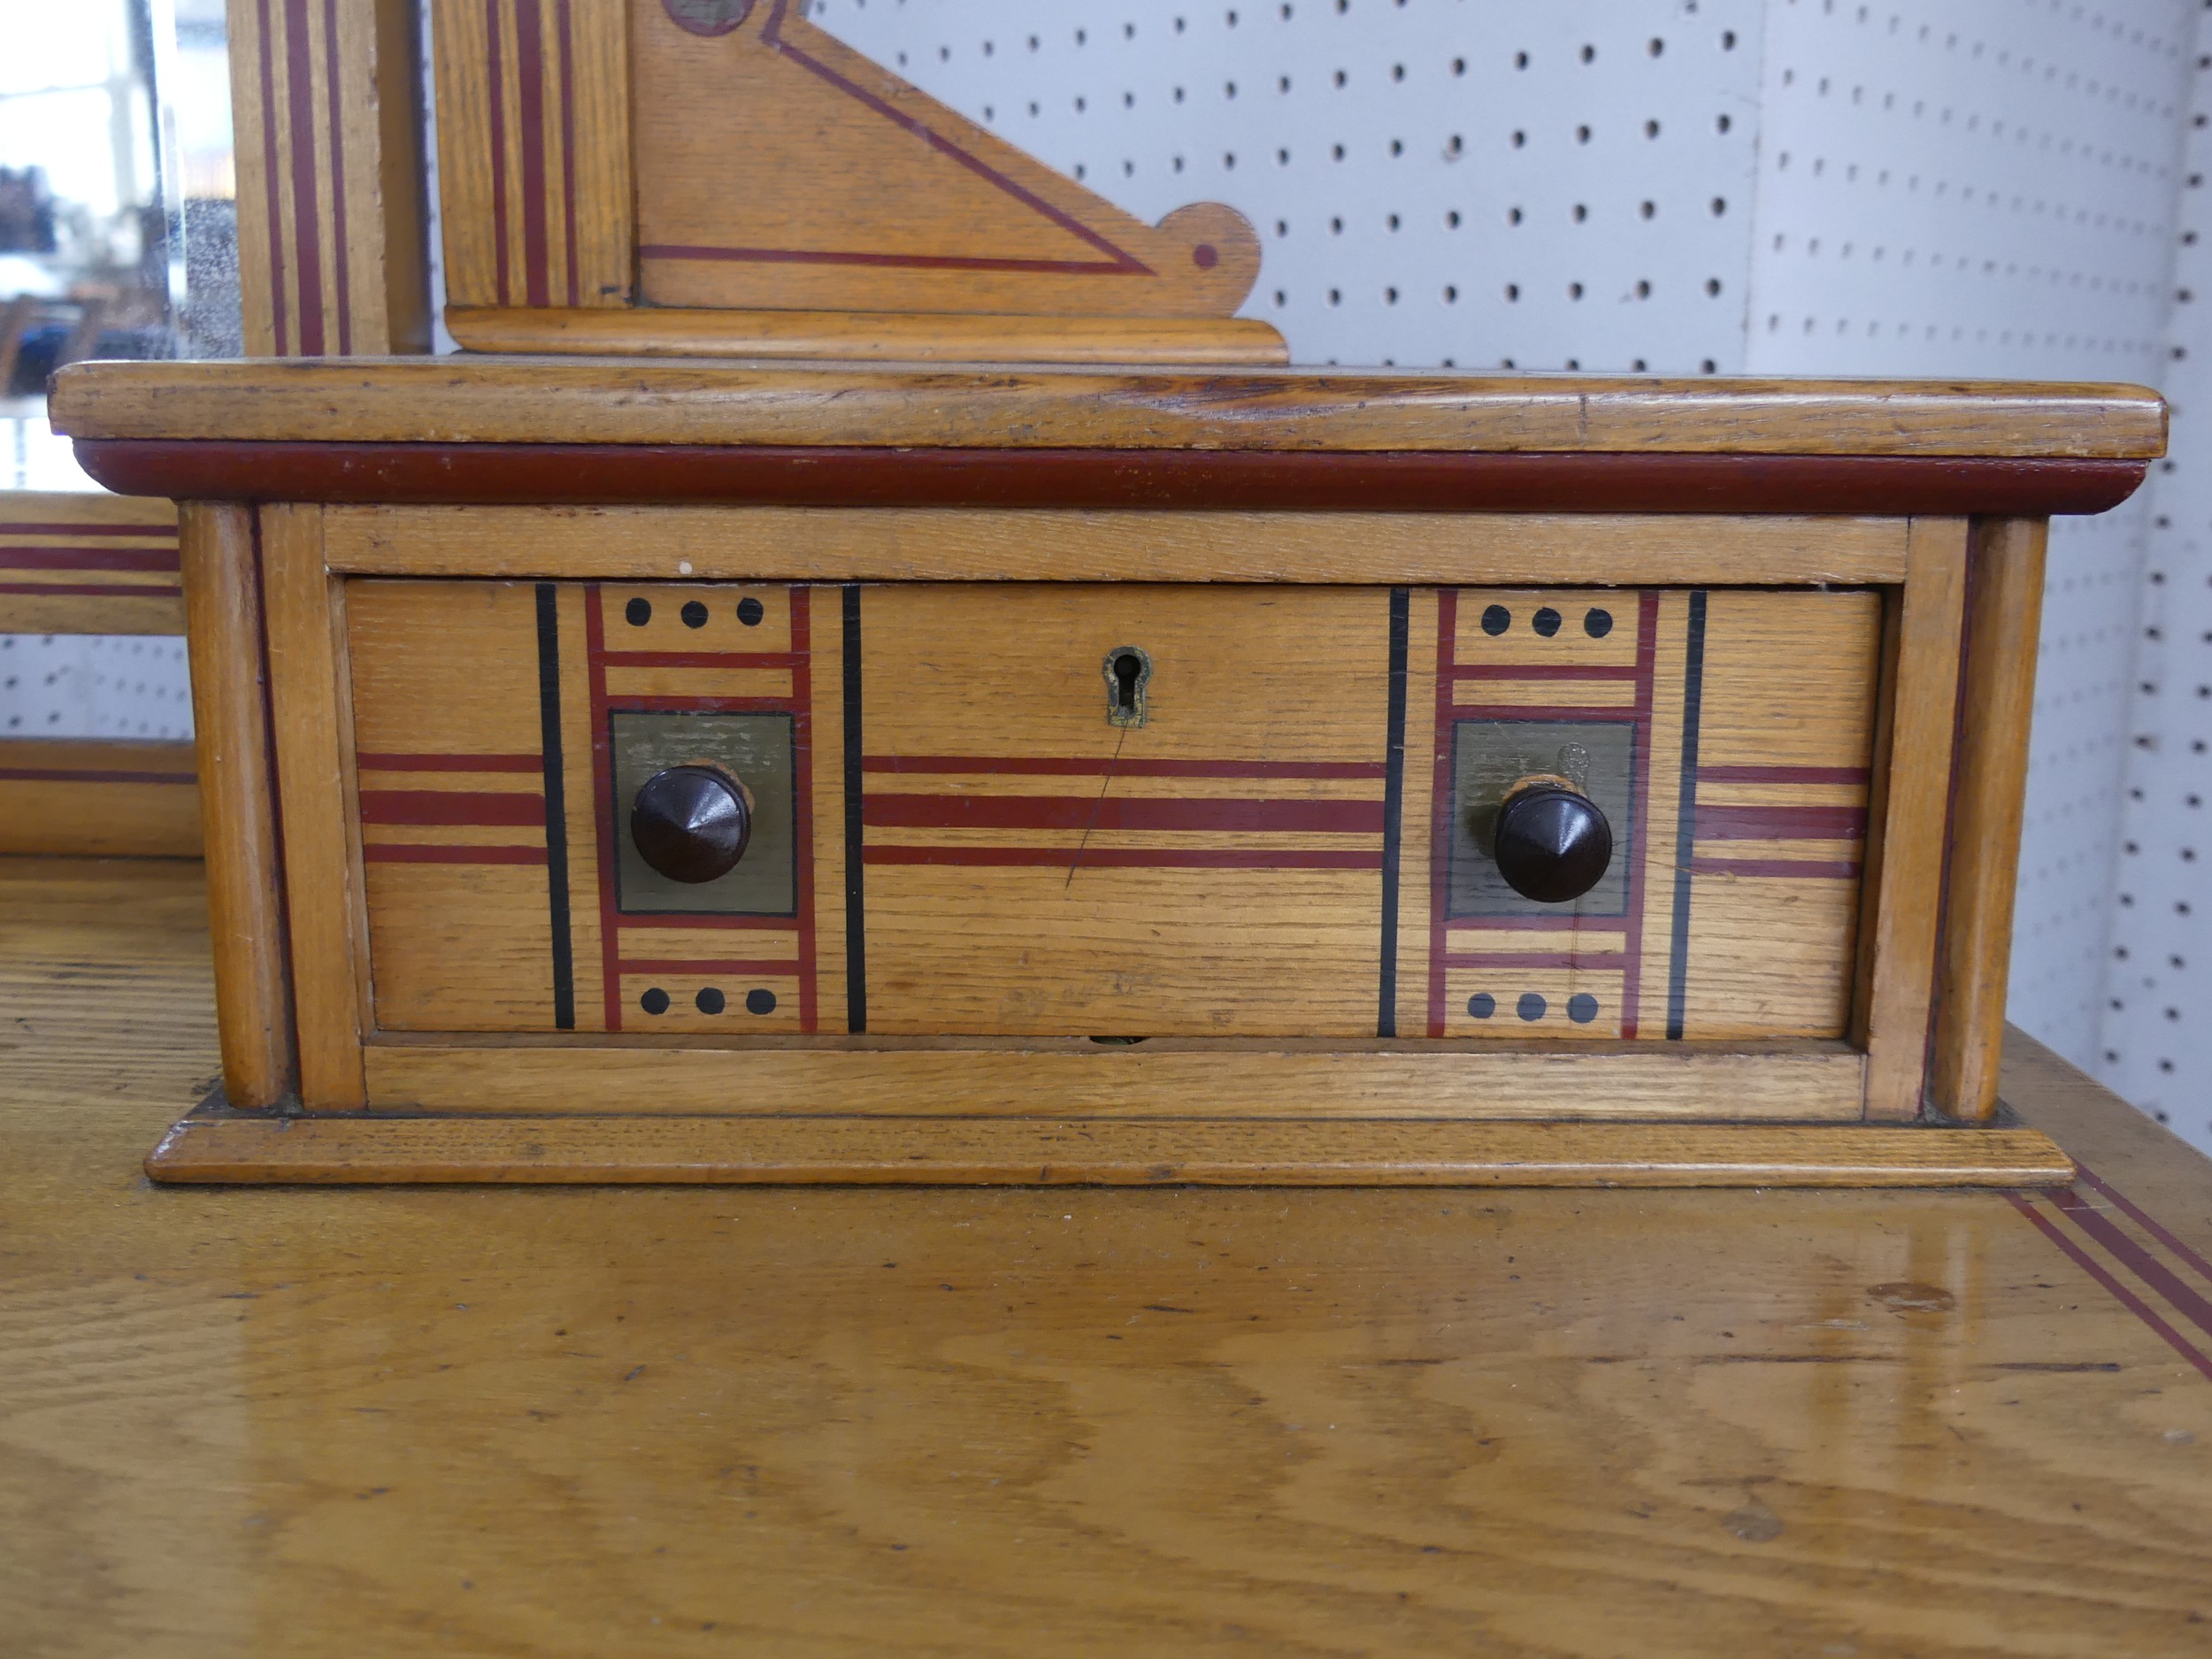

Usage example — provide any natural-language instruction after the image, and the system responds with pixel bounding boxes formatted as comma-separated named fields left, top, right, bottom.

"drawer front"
left=345, top=580, right=1878, bottom=1040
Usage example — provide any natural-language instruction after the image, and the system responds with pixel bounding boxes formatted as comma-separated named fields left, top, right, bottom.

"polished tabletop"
left=3, top=856, right=2208, bottom=1656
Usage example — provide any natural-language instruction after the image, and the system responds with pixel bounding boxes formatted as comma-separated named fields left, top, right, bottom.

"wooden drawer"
left=347, top=577, right=1879, bottom=1043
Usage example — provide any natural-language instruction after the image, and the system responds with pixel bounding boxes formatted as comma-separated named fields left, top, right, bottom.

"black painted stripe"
left=1666, top=591, right=1709, bottom=1041
left=842, top=583, right=867, bottom=1033
left=534, top=582, right=574, bottom=1030
left=1379, top=586, right=1409, bottom=1037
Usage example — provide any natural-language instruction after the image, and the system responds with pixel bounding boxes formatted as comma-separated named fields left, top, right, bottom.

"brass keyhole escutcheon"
left=1103, top=645, right=1153, bottom=727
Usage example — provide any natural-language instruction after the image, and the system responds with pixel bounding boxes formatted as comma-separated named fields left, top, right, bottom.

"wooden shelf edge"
left=144, top=1107, right=2076, bottom=1188
left=447, top=305, right=1293, bottom=366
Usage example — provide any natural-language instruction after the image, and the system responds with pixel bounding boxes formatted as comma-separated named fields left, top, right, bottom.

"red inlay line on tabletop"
left=2005, top=1191, right=2212, bottom=1384
left=2077, top=1162, right=2212, bottom=1286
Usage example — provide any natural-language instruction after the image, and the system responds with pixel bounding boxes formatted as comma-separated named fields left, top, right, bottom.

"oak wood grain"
left=0, top=488, right=180, bottom=635
left=357, top=1036, right=1869, bottom=1121
left=320, top=504, right=1910, bottom=585
left=0, top=737, right=199, bottom=856
left=48, top=358, right=2167, bottom=457
left=1932, top=518, right=2049, bottom=1124
left=7, top=856, right=2212, bottom=1658
left=178, top=502, right=293, bottom=1107
left=260, top=503, right=366, bottom=1108
left=1861, top=519, right=1970, bottom=1121
left=447, top=304, right=1293, bottom=365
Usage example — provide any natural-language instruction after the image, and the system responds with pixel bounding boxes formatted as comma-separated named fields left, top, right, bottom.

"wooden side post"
left=227, top=0, right=429, bottom=356
left=1930, top=518, right=2050, bottom=1122
left=1859, top=517, right=1970, bottom=1121
left=179, top=503, right=295, bottom=1108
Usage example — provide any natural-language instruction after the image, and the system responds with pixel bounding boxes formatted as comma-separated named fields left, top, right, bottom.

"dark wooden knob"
left=631, top=764, right=750, bottom=884
left=1493, top=782, right=1612, bottom=903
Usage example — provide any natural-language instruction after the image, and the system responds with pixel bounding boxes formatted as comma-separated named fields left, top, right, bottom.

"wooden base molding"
left=144, top=1100, right=2075, bottom=1187
left=448, top=306, right=1291, bottom=366
left=0, top=738, right=200, bottom=857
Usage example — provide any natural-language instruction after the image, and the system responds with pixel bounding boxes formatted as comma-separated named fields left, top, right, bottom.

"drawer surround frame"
left=51, top=362, right=2162, bottom=1187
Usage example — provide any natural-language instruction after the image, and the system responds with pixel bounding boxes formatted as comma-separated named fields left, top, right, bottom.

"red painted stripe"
left=2077, top=1164, right=2212, bottom=1288
left=601, top=650, right=801, bottom=670
left=321, top=0, right=350, bottom=353
left=2050, top=1187, right=2212, bottom=1347
left=0, top=521, right=176, bottom=537
left=513, top=0, right=550, bottom=308
left=0, top=547, right=182, bottom=572
left=863, top=795, right=1384, bottom=833
left=356, top=751, right=541, bottom=772
left=1696, top=804, right=1868, bottom=841
left=365, top=842, right=549, bottom=864
left=0, top=766, right=193, bottom=785
left=556, top=0, right=580, bottom=307
left=254, top=0, right=288, bottom=353
left=2006, top=1192, right=2212, bottom=1383
left=1449, top=663, right=1640, bottom=680
left=1426, top=588, right=1457, bottom=1037
left=1688, top=857, right=1861, bottom=879
left=0, top=582, right=180, bottom=598
left=864, top=756, right=1386, bottom=780
left=359, top=789, right=546, bottom=826
left=865, top=846, right=1382, bottom=871
left=754, top=0, right=1149, bottom=274
left=283, top=0, right=325, bottom=354
left=485, top=0, right=511, bottom=306
left=1440, top=951, right=1628, bottom=971
left=1618, top=591, right=1658, bottom=1039
left=641, top=243, right=1141, bottom=276
left=1699, top=764, right=1870, bottom=785
left=617, top=958, right=802, bottom=976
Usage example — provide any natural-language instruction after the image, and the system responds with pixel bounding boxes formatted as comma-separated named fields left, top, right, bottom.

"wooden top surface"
left=50, top=357, right=2167, bottom=457
left=6, top=855, right=2210, bottom=1656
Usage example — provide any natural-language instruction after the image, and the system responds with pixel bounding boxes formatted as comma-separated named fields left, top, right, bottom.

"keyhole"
left=1102, top=644, right=1152, bottom=727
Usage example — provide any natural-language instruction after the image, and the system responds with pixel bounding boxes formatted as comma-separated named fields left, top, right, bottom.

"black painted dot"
left=1584, top=608, right=1614, bottom=638
left=1532, top=606, right=1563, bottom=637
left=1517, top=992, right=1548, bottom=1021
left=1480, top=603, right=1511, bottom=635
left=624, top=597, right=652, bottom=626
left=1467, top=992, right=1496, bottom=1019
left=680, top=599, right=709, bottom=628
left=745, top=988, right=778, bottom=1015
left=1567, top=993, right=1600, bottom=1024
left=640, top=987, right=671, bottom=1015
left=737, top=596, right=765, bottom=626
left=695, top=987, right=726, bottom=1014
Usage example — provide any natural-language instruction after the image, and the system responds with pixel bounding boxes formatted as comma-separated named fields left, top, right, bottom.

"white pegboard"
left=810, top=0, right=1765, bottom=372
left=0, top=634, right=193, bottom=741
left=1738, top=0, right=2200, bottom=1086
left=2102, top=6, right=2212, bottom=1154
